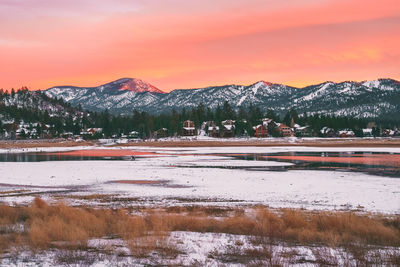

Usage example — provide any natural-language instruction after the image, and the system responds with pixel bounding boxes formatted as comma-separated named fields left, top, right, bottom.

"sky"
left=0, top=0, right=399, bottom=92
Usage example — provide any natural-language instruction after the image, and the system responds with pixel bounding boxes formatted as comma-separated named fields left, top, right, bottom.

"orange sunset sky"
left=0, top=0, right=399, bottom=92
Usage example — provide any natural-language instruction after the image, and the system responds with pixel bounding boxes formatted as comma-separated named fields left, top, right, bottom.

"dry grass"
left=2, top=137, right=399, bottom=149
left=209, top=244, right=297, bottom=266
left=0, top=198, right=399, bottom=264
left=0, top=139, right=94, bottom=149
left=158, top=207, right=400, bottom=248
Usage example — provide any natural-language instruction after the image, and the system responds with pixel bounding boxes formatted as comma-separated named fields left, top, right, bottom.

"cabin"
left=338, top=130, right=355, bottom=138
left=262, top=118, right=273, bottom=126
left=382, top=129, right=395, bottom=137
left=221, top=120, right=235, bottom=138
left=2, top=120, right=18, bottom=139
left=207, top=121, right=220, bottom=138
left=16, top=128, right=28, bottom=139
left=61, top=132, right=74, bottom=139
left=254, top=124, right=268, bottom=137
left=294, top=125, right=313, bottom=137
left=253, top=118, right=273, bottom=137
left=362, top=128, right=373, bottom=137
left=320, top=127, right=336, bottom=137
left=182, top=120, right=196, bottom=136
left=128, top=131, right=139, bottom=139
left=277, top=123, right=294, bottom=137
left=87, top=128, right=103, bottom=135
left=74, top=135, right=84, bottom=142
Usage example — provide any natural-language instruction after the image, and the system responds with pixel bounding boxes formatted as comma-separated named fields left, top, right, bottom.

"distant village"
left=1, top=116, right=399, bottom=141
left=1, top=89, right=399, bottom=141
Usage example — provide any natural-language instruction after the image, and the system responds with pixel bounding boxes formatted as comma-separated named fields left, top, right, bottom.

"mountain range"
left=44, top=78, right=400, bottom=118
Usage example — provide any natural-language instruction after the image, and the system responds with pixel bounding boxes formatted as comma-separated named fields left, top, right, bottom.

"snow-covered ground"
left=2, top=231, right=398, bottom=266
left=0, top=146, right=399, bottom=214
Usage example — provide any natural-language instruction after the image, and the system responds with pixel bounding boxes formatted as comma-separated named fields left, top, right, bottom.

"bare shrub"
left=209, top=243, right=291, bottom=266
left=312, top=247, right=340, bottom=266
left=126, top=234, right=179, bottom=259
left=54, top=250, right=98, bottom=266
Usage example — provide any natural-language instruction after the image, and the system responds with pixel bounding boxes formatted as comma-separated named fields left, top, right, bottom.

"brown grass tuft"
left=0, top=198, right=399, bottom=263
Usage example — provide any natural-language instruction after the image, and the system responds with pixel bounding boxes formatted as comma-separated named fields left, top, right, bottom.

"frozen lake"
left=0, top=146, right=399, bottom=213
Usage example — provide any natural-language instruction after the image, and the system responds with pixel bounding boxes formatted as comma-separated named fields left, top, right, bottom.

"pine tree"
left=266, top=109, right=279, bottom=122
left=238, top=106, right=248, bottom=120
left=222, top=101, right=236, bottom=120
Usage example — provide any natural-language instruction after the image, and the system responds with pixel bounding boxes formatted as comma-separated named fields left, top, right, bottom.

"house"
left=276, top=123, right=294, bottom=137
left=221, top=120, right=235, bottom=138
left=254, top=124, right=268, bottom=137
left=207, top=121, right=220, bottom=138
left=382, top=129, right=395, bottom=137
left=87, top=128, right=103, bottom=135
left=2, top=120, right=18, bottom=139
left=320, top=127, right=336, bottom=137
left=182, top=120, right=196, bottom=136
left=128, top=131, right=139, bottom=139
left=253, top=118, right=273, bottom=138
left=262, top=118, right=273, bottom=126
left=39, top=124, right=52, bottom=139
left=362, top=128, right=373, bottom=137
left=16, top=128, right=28, bottom=139
left=338, top=129, right=355, bottom=138
left=74, top=135, right=84, bottom=142
left=294, top=125, right=313, bottom=137
left=80, top=127, right=102, bottom=138
left=61, top=132, right=74, bottom=139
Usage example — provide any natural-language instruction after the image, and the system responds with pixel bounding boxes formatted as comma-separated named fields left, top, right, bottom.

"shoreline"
left=118, top=138, right=400, bottom=147
left=2, top=137, right=400, bottom=149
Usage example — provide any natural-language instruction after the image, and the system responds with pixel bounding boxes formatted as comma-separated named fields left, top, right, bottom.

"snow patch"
left=237, top=95, right=247, bottom=106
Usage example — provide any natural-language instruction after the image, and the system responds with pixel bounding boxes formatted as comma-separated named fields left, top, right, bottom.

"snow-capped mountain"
left=114, top=78, right=164, bottom=93
left=290, top=79, right=400, bottom=118
left=44, top=78, right=400, bottom=118
left=45, top=78, right=164, bottom=113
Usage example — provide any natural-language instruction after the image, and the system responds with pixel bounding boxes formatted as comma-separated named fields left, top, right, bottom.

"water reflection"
left=0, top=153, right=133, bottom=162
left=1, top=150, right=399, bottom=177
left=235, top=151, right=400, bottom=177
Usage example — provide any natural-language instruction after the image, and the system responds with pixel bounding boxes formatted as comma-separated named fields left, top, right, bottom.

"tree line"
left=0, top=88, right=399, bottom=139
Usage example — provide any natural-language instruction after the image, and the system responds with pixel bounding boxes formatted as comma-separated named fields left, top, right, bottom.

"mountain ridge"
left=44, top=78, right=400, bottom=118
left=48, top=78, right=164, bottom=94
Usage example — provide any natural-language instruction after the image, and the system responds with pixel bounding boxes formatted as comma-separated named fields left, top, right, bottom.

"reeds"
left=0, top=198, right=399, bottom=263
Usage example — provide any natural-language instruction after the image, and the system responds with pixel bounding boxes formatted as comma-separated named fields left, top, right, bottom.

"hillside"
left=0, top=88, right=87, bottom=138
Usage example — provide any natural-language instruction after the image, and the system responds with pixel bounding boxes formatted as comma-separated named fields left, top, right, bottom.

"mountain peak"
left=253, top=80, right=275, bottom=87
left=108, top=78, right=165, bottom=94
